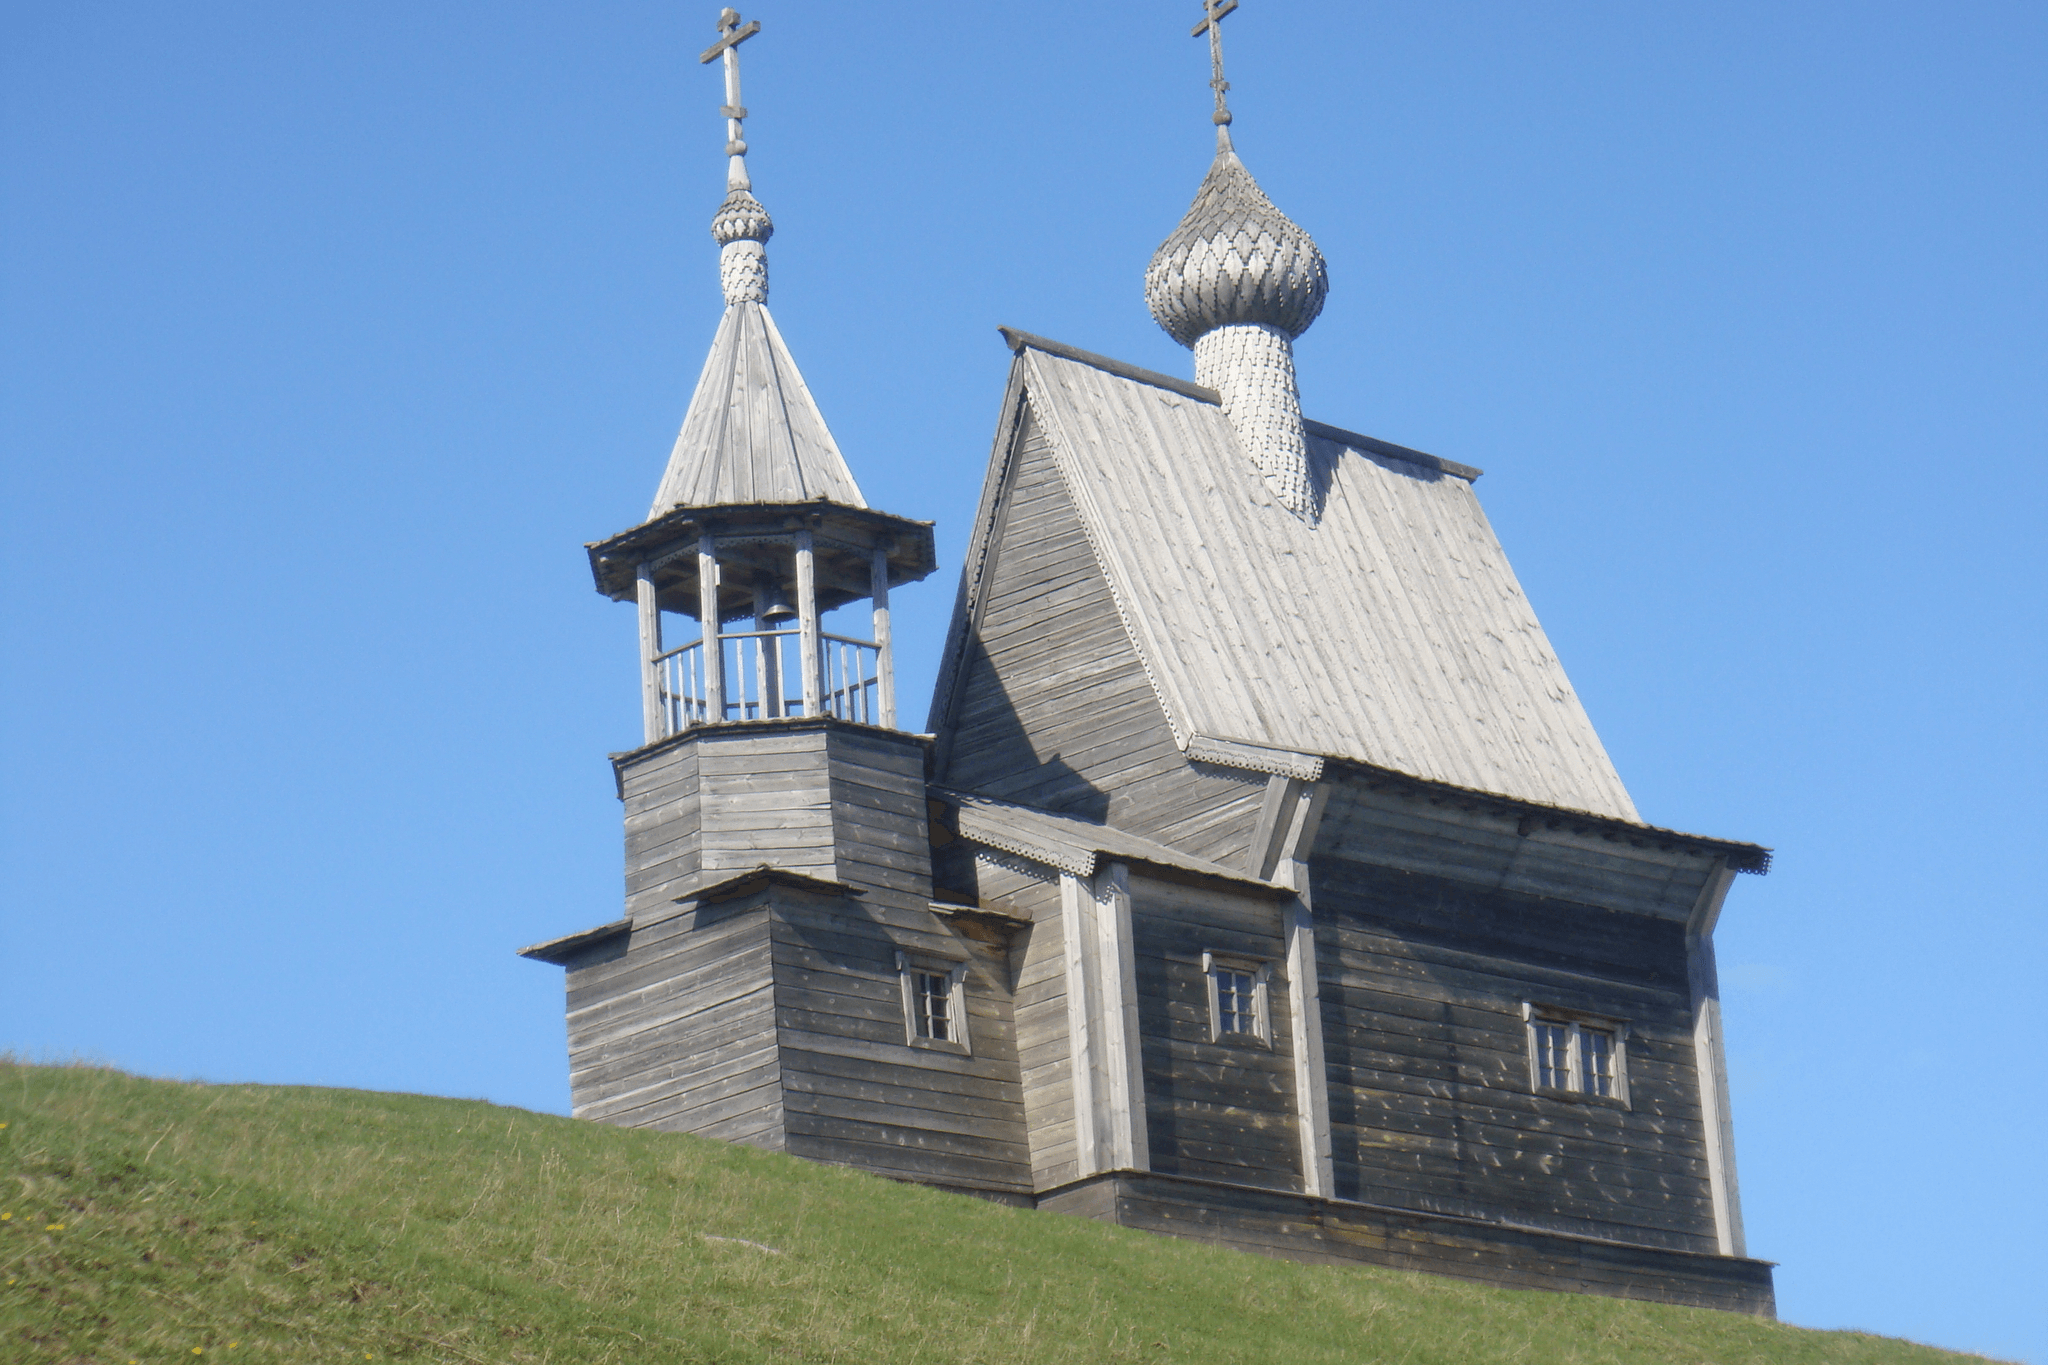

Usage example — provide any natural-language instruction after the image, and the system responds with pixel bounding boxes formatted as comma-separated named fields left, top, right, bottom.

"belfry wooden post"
left=794, top=527, right=821, bottom=716
left=697, top=535, right=723, bottom=723
left=635, top=560, right=663, bottom=743
left=871, top=545, right=895, bottom=729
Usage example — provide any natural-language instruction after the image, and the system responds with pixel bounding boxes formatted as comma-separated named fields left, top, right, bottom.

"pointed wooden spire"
left=649, top=8, right=866, bottom=517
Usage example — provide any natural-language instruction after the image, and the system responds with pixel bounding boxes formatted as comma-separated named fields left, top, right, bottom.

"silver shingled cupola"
left=1146, top=2, right=1328, bottom=521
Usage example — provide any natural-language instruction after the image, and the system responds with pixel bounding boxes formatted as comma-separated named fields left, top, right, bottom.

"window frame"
left=1522, top=1002, right=1631, bottom=1108
left=897, top=951, right=971, bottom=1056
left=1203, top=950, right=1274, bottom=1048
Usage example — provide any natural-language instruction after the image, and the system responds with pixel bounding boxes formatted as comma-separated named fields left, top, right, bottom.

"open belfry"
left=522, top=5, right=1777, bottom=1314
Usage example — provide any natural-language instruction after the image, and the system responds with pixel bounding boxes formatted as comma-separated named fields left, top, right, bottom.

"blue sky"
left=3, top=3, right=2042, bottom=1359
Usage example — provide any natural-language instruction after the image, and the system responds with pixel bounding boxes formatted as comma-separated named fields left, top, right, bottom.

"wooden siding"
left=1011, top=345, right=1642, bottom=822
left=564, top=894, right=783, bottom=1148
left=1310, top=855, right=1717, bottom=1252
left=935, top=410, right=1265, bottom=861
left=621, top=739, right=702, bottom=922
left=1316, top=780, right=1720, bottom=922
left=1128, top=875, right=1302, bottom=1193
left=1038, top=1172, right=1775, bottom=1316
left=698, top=726, right=837, bottom=880
left=771, top=884, right=1033, bottom=1195
left=826, top=725, right=932, bottom=904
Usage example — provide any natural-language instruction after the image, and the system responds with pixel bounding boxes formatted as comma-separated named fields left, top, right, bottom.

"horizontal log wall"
left=939, top=413, right=1265, bottom=864
left=1037, top=1172, right=1775, bottom=1316
left=621, top=739, right=702, bottom=922
left=1129, top=875, right=1302, bottom=1193
left=827, top=726, right=932, bottom=904
left=1317, top=782, right=1721, bottom=922
left=771, top=884, right=1033, bottom=1195
left=698, top=727, right=837, bottom=880
left=1311, top=852, right=1717, bottom=1252
left=564, top=894, right=783, bottom=1148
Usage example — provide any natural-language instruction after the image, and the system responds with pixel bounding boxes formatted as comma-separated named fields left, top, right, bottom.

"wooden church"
left=521, top=7, right=1777, bottom=1315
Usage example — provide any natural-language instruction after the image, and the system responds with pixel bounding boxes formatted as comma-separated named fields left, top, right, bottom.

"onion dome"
left=711, top=188, right=773, bottom=246
left=1145, top=134, right=1328, bottom=349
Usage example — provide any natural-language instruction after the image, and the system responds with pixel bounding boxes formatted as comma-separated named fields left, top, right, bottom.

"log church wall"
left=1129, top=876, right=1302, bottom=1192
left=1311, top=853, right=1718, bottom=1252
left=564, top=895, right=783, bottom=1148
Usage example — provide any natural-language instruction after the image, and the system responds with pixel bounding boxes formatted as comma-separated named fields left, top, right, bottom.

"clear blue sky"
left=4, top=3, right=2042, bottom=1359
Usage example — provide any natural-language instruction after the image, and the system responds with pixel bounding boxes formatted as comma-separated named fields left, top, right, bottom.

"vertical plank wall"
left=565, top=895, right=783, bottom=1147
left=938, top=412, right=1265, bottom=864
left=1129, top=875, right=1302, bottom=1192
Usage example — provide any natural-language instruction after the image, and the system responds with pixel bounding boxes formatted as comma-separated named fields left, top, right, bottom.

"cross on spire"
left=700, top=8, right=762, bottom=190
left=1192, top=0, right=1239, bottom=131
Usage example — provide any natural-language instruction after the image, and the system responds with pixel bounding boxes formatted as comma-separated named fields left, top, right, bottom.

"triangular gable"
left=933, top=338, right=1642, bottom=825
left=649, top=301, right=867, bottom=516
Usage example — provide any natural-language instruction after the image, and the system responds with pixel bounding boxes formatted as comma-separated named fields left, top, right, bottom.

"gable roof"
left=932, top=332, right=1643, bottom=826
left=648, top=301, right=867, bottom=516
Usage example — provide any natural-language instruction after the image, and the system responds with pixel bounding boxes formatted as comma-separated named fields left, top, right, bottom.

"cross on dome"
left=699, top=8, right=772, bottom=305
left=1146, top=0, right=1329, bottom=521
left=1192, top=0, right=1239, bottom=131
left=701, top=8, right=762, bottom=191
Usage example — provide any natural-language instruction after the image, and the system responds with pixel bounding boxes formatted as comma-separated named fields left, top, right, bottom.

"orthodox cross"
left=1191, top=0, right=1239, bottom=126
left=700, top=8, right=761, bottom=160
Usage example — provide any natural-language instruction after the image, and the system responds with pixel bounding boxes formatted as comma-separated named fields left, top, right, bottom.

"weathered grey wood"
left=559, top=893, right=784, bottom=1148
left=697, top=537, right=723, bottom=720
left=1276, top=778, right=1334, bottom=1198
left=870, top=544, right=896, bottom=728
left=795, top=528, right=821, bottom=715
left=1685, top=860, right=1747, bottom=1257
left=637, top=561, right=664, bottom=742
left=1037, top=1171, right=1771, bottom=1314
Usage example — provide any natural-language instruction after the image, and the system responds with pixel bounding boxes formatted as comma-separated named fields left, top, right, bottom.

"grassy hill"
left=1, top=1061, right=1988, bottom=1365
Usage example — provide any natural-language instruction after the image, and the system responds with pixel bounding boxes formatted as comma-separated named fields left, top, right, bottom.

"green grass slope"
left=1, top=1062, right=1988, bottom=1365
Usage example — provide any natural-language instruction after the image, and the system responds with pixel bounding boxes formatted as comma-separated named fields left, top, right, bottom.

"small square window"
left=1204, top=952, right=1273, bottom=1047
left=897, top=952, right=970, bottom=1055
left=1523, top=1004, right=1629, bottom=1106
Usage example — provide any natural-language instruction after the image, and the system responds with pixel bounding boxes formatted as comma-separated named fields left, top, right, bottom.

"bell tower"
left=589, top=8, right=935, bottom=748
left=525, top=11, right=988, bottom=1165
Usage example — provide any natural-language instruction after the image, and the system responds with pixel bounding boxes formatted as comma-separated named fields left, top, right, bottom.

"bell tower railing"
left=652, top=629, right=879, bottom=733
left=634, top=530, right=896, bottom=744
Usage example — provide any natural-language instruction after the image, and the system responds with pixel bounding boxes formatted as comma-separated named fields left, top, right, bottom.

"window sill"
left=908, top=1036, right=971, bottom=1057
left=1207, top=1031, right=1274, bottom=1052
left=1533, top=1085, right=1630, bottom=1111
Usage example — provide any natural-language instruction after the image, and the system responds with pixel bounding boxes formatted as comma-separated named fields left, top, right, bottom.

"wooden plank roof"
left=940, top=333, right=1644, bottom=825
left=648, top=301, right=867, bottom=516
left=931, top=787, right=1289, bottom=898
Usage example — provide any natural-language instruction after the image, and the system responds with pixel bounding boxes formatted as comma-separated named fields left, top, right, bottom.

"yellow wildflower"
left=2, top=1211, right=12, bottom=1220
left=45, top=1223, right=64, bottom=1232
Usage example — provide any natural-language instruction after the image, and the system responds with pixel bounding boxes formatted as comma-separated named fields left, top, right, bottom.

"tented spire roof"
left=647, top=301, right=867, bottom=516
left=644, top=7, right=866, bottom=520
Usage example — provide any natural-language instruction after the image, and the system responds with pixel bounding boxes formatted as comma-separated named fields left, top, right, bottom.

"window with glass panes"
left=897, top=953, right=970, bottom=1054
left=1524, top=1007, right=1628, bottom=1104
left=913, top=970, right=953, bottom=1041
left=1203, top=952, right=1271, bottom=1046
